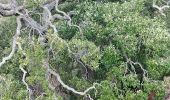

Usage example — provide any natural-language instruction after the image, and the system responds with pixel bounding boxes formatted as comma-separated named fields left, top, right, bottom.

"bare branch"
left=43, top=59, right=99, bottom=96
left=153, top=0, right=170, bottom=16
left=0, top=3, right=11, bottom=10
left=54, top=0, right=84, bottom=38
left=20, top=65, right=33, bottom=100
left=0, top=1, right=98, bottom=99
left=0, top=16, right=21, bottom=67
left=52, top=14, right=68, bottom=21
left=0, top=9, right=16, bottom=16
left=124, top=54, right=148, bottom=82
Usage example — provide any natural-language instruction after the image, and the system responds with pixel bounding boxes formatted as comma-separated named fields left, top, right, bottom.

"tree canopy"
left=0, top=0, right=170, bottom=100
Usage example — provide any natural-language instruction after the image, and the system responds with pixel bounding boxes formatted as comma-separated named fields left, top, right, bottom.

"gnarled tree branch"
left=43, top=59, right=99, bottom=96
left=0, top=16, right=21, bottom=67
left=153, top=0, right=170, bottom=16
left=20, top=65, right=33, bottom=100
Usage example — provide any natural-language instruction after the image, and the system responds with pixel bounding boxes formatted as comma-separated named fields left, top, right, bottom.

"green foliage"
left=0, top=74, right=27, bottom=99
left=69, top=39, right=101, bottom=70
left=0, top=17, right=16, bottom=57
left=101, top=45, right=122, bottom=69
left=0, top=0, right=170, bottom=99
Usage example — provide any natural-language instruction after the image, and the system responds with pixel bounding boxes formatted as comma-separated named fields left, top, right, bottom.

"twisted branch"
left=43, top=59, right=99, bottom=96
left=20, top=65, right=33, bottom=100
left=153, top=0, right=170, bottom=16
left=0, top=16, right=21, bottom=67
left=0, top=0, right=96, bottom=99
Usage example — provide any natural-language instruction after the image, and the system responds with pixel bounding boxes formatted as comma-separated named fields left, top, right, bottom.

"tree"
left=0, top=0, right=169, bottom=99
